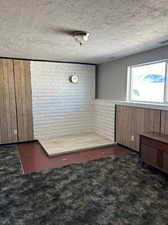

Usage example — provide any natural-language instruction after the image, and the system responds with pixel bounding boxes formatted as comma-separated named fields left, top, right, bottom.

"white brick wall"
left=31, top=61, right=95, bottom=139
left=93, top=99, right=115, bottom=141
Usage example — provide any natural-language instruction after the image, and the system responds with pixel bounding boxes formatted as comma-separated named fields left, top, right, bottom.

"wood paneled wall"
left=0, top=59, right=18, bottom=143
left=116, top=105, right=134, bottom=149
left=13, top=60, right=33, bottom=142
left=116, top=105, right=160, bottom=151
left=135, top=108, right=160, bottom=150
left=0, top=58, right=33, bottom=144
left=161, top=111, right=168, bottom=135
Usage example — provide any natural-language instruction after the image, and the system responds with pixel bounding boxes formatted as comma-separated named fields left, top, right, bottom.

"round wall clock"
left=69, top=75, right=79, bottom=84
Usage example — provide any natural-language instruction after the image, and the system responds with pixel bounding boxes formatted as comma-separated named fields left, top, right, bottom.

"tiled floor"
left=39, top=133, right=113, bottom=156
left=17, top=141, right=128, bottom=174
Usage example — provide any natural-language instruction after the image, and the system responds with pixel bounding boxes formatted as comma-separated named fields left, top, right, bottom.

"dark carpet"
left=0, top=145, right=168, bottom=225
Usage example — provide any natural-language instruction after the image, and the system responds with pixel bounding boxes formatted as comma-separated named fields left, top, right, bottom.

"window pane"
left=131, top=62, right=166, bottom=102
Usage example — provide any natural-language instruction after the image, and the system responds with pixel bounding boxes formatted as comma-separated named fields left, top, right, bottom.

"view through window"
left=128, top=62, right=166, bottom=103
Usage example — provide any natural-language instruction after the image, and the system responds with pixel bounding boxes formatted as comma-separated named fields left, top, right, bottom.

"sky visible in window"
left=131, top=62, right=166, bottom=102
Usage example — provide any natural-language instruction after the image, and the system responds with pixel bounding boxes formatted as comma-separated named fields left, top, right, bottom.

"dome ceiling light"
left=72, top=31, right=90, bottom=46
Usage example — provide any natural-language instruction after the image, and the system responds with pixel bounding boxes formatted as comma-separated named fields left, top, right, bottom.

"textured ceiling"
left=0, top=0, right=168, bottom=64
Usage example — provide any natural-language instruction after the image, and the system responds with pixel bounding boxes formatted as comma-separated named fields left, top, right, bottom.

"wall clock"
left=69, top=75, right=79, bottom=84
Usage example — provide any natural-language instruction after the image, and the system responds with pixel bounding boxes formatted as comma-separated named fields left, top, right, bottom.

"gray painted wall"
left=97, top=46, right=168, bottom=100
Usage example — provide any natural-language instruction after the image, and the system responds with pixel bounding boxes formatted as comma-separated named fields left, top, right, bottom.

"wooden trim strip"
left=0, top=140, right=38, bottom=146
left=0, top=56, right=96, bottom=66
left=12, top=60, right=19, bottom=141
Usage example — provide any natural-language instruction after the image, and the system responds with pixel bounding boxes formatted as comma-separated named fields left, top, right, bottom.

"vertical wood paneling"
left=13, top=60, right=33, bottom=141
left=116, top=105, right=134, bottom=149
left=161, top=111, right=168, bottom=135
left=116, top=105, right=160, bottom=151
left=143, top=108, right=160, bottom=132
left=133, top=108, right=160, bottom=151
left=0, top=59, right=17, bottom=144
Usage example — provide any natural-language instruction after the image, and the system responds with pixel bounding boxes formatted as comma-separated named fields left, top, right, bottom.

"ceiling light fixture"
left=73, top=31, right=90, bottom=45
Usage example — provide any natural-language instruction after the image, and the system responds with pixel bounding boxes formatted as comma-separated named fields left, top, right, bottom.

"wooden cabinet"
left=0, top=59, right=18, bottom=144
left=116, top=105, right=160, bottom=151
left=13, top=60, right=33, bottom=142
left=0, top=59, right=33, bottom=144
left=140, top=133, right=168, bottom=174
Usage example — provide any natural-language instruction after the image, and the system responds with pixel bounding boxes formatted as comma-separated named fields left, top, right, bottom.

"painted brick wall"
left=94, top=99, right=115, bottom=141
left=31, top=61, right=95, bottom=139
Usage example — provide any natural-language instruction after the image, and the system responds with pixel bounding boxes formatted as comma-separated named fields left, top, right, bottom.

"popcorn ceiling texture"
left=0, top=0, right=168, bottom=63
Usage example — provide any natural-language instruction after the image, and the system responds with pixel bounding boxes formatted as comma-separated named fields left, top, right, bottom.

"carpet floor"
left=0, top=145, right=168, bottom=225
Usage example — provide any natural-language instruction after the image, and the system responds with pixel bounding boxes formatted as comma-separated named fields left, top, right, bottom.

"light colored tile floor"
left=39, top=133, right=113, bottom=156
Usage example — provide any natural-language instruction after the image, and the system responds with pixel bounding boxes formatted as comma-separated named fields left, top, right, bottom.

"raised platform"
left=39, top=133, right=113, bottom=157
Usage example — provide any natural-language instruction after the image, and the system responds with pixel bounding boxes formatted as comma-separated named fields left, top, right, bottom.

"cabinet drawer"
left=141, top=136, right=168, bottom=152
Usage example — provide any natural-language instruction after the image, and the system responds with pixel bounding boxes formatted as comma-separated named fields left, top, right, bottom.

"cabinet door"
left=13, top=60, right=33, bottom=142
left=0, top=59, right=18, bottom=144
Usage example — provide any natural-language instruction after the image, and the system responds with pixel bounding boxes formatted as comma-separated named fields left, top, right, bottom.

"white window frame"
left=127, top=60, right=168, bottom=104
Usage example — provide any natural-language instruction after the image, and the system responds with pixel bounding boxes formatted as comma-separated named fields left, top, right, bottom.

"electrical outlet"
left=131, top=135, right=134, bottom=141
left=14, top=129, right=17, bottom=135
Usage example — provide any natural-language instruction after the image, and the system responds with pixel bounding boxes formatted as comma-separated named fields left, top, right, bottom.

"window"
left=127, top=61, right=168, bottom=103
